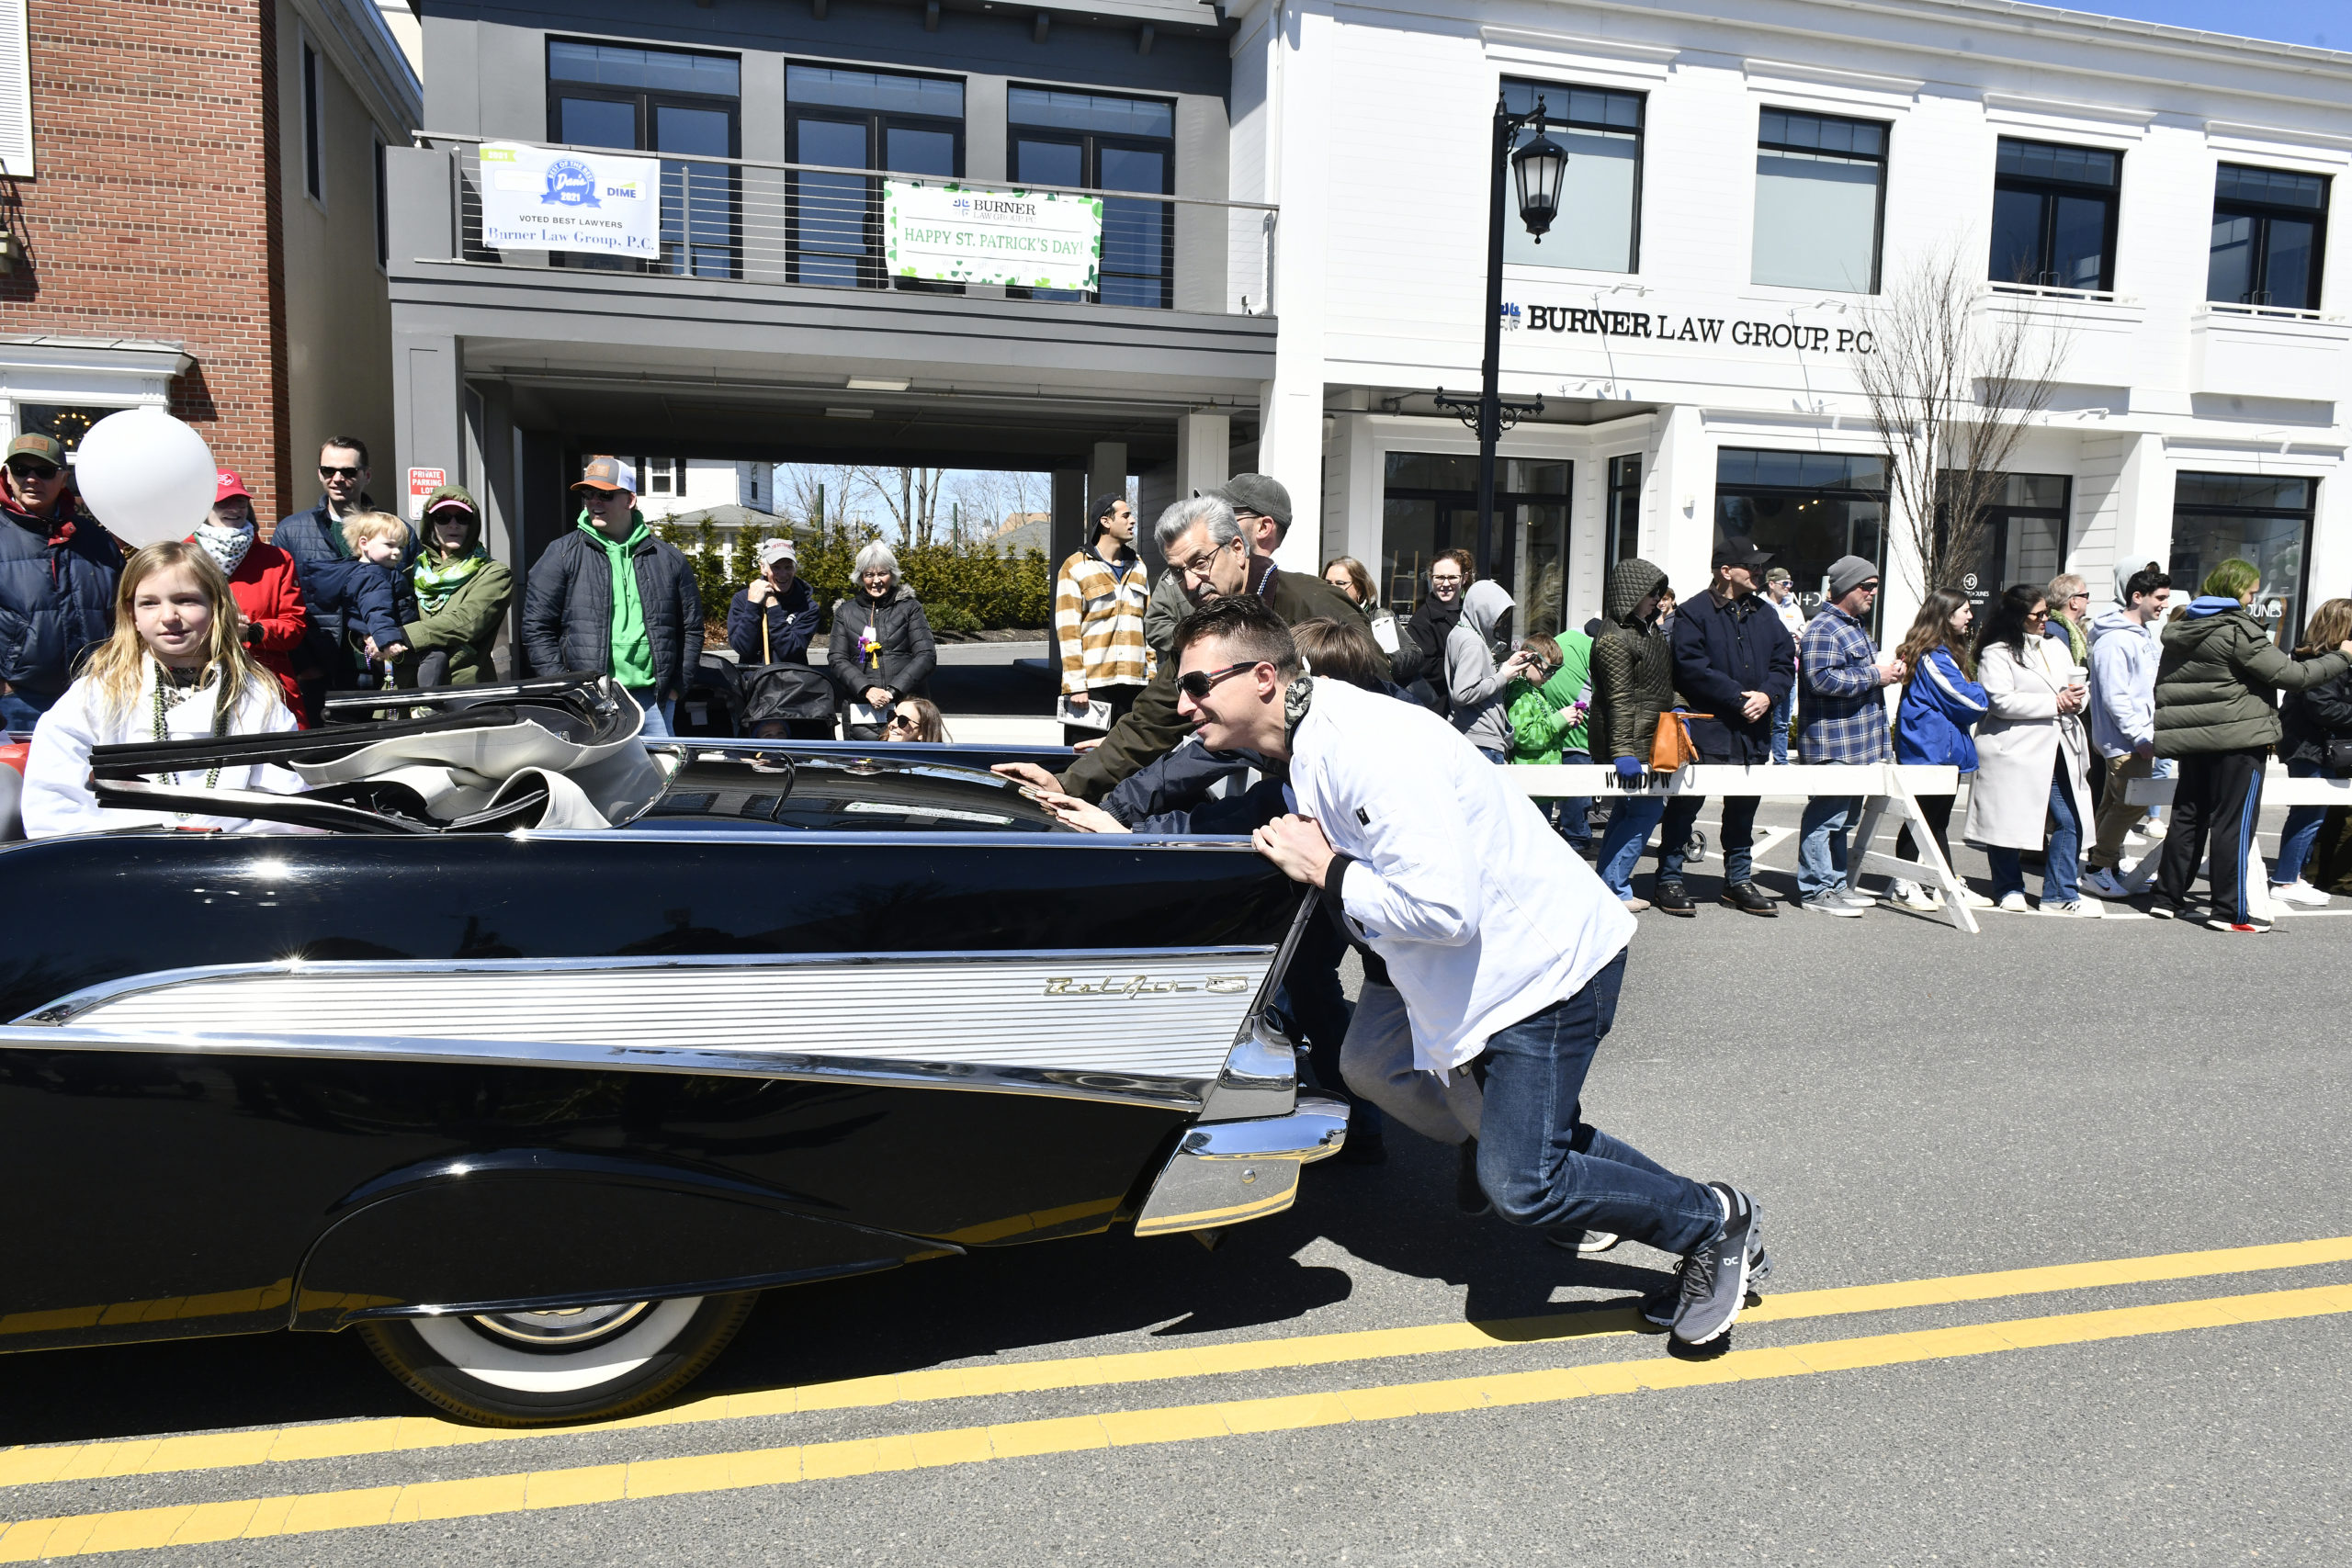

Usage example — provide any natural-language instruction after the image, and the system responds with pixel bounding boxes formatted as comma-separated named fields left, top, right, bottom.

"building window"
left=1715, top=448, right=1888, bottom=632
left=1751, top=109, right=1886, bottom=293
left=1941, top=473, right=2071, bottom=612
left=636, top=457, right=681, bottom=496
left=301, top=42, right=324, bottom=203
left=2171, top=472, right=2316, bottom=649
left=1501, top=80, right=1641, bottom=274
left=16, top=405, right=115, bottom=458
left=1606, top=454, right=1642, bottom=568
left=549, top=40, right=742, bottom=278
left=786, top=64, right=964, bottom=290
left=2209, top=164, right=2327, bottom=311
left=1008, top=87, right=1174, bottom=309
left=1378, top=453, right=1570, bottom=637
left=1989, top=138, right=2120, bottom=293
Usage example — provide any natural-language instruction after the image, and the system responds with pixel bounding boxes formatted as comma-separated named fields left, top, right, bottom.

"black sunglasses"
left=317, top=465, right=364, bottom=480
left=1176, top=660, right=1260, bottom=702
left=885, top=713, right=921, bottom=731
left=7, top=460, right=60, bottom=480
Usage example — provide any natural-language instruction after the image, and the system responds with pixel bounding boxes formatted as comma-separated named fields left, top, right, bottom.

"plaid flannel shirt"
left=1797, top=604, right=1893, bottom=764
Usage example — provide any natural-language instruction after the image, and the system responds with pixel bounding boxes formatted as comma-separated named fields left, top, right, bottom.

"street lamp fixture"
left=1511, top=126, right=1567, bottom=243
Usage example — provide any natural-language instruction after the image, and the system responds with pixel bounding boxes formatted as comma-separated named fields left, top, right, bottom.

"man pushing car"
left=1169, top=594, right=1768, bottom=1350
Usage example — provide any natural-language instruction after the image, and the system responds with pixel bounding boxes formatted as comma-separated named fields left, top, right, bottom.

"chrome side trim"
left=20, top=948, right=1277, bottom=1087
left=1131, top=1097, right=1350, bottom=1236
left=0, top=1025, right=1212, bottom=1110
left=509, top=829, right=1265, bottom=849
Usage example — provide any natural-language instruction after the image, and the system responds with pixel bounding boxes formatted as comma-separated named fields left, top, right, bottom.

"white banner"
left=884, top=181, right=1102, bottom=291
left=479, top=141, right=661, bottom=257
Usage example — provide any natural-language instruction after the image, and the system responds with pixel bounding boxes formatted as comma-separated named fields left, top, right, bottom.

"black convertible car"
left=0, top=679, right=1342, bottom=1425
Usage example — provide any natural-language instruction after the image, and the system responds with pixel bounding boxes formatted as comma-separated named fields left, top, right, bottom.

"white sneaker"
left=1996, top=891, right=2029, bottom=912
left=2085, top=867, right=2133, bottom=901
left=1958, top=887, right=1996, bottom=908
left=2041, top=898, right=2104, bottom=918
left=2270, top=879, right=2332, bottom=908
left=1894, top=882, right=1941, bottom=911
left=2140, top=818, right=2168, bottom=841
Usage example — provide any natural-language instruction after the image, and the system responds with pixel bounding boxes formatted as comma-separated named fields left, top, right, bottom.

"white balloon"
left=71, top=408, right=220, bottom=550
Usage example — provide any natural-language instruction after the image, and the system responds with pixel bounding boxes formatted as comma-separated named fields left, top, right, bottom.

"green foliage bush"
left=662, top=513, right=1051, bottom=636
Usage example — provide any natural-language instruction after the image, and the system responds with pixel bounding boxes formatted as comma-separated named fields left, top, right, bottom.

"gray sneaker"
left=1669, top=1183, right=1761, bottom=1346
left=1643, top=1232, right=1771, bottom=1327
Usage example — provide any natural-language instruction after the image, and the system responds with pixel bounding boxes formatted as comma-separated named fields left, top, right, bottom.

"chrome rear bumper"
left=1131, top=1096, right=1349, bottom=1236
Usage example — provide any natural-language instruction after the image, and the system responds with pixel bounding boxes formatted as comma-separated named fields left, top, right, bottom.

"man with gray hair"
left=1025, top=491, right=1372, bottom=801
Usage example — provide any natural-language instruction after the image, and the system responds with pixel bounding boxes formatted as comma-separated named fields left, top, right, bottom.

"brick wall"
left=0, top=0, right=291, bottom=524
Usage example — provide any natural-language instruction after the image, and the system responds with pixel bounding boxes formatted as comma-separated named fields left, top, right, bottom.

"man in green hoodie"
left=520, top=456, right=702, bottom=736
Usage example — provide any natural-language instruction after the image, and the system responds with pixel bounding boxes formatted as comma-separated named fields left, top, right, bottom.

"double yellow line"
left=4, top=1235, right=2349, bottom=1561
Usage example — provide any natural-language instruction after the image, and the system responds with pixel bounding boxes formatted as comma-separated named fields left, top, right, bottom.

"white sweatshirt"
left=1285, top=677, right=1636, bottom=1072
left=24, top=661, right=301, bottom=837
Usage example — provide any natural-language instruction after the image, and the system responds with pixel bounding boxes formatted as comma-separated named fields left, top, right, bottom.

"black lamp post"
left=1437, top=96, right=1566, bottom=588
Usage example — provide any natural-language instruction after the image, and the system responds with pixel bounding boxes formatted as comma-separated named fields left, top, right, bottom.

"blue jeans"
left=1769, top=690, right=1792, bottom=765
left=2272, top=758, right=2327, bottom=887
left=1661, top=794, right=1757, bottom=886
left=1987, top=769, right=2084, bottom=902
left=628, top=689, right=676, bottom=739
left=1797, top=792, right=1862, bottom=900
left=1479, top=747, right=1508, bottom=765
left=1596, top=794, right=1666, bottom=900
left=1474, top=952, right=1721, bottom=1254
left=0, top=689, right=54, bottom=735
left=1549, top=750, right=1593, bottom=851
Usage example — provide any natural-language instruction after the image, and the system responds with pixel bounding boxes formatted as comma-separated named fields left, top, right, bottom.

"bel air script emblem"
left=1045, top=975, right=1250, bottom=998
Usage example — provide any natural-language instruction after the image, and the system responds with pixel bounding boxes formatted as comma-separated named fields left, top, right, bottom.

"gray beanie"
left=1825, top=554, right=1880, bottom=600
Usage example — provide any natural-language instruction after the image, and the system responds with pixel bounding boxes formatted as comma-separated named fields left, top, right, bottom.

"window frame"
left=1605, top=454, right=1642, bottom=569
left=2209, top=163, right=2330, bottom=312
left=1988, top=136, right=2122, bottom=294
left=785, top=62, right=967, bottom=293
left=1007, top=85, right=1178, bottom=310
left=372, top=134, right=388, bottom=269
left=300, top=39, right=325, bottom=207
left=547, top=39, right=745, bottom=280
left=1751, top=106, right=1889, bottom=295
left=1500, top=77, right=1645, bottom=275
left=2170, top=472, right=2320, bottom=650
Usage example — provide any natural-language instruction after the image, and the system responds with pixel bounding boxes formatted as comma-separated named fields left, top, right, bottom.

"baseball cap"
left=1826, top=554, right=1881, bottom=599
left=422, top=482, right=480, bottom=518
left=214, top=469, right=254, bottom=504
left=572, top=455, right=638, bottom=493
left=1204, top=473, right=1292, bottom=528
left=6, top=433, right=66, bottom=469
left=1712, top=536, right=1773, bottom=571
left=757, top=536, right=797, bottom=567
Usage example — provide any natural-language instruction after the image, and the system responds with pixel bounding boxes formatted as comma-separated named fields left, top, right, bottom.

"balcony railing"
left=414, top=133, right=1277, bottom=317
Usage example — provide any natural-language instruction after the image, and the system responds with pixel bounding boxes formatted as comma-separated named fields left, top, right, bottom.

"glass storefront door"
left=1940, top=473, right=2071, bottom=612
left=1713, top=448, right=1888, bottom=634
left=2170, top=472, right=2316, bottom=649
left=1380, top=453, right=1572, bottom=642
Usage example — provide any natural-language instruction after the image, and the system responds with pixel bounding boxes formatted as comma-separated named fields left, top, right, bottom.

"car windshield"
left=628, top=750, right=1068, bottom=833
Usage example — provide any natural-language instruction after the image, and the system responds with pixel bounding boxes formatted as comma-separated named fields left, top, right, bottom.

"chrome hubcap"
left=465, top=1301, right=652, bottom=1349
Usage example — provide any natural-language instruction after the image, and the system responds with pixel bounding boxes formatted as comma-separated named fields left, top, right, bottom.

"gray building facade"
left=385, top=0, right=1276, bottom=615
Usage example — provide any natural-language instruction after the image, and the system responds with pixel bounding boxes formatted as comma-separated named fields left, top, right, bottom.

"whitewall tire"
left=358, top=1292, right=759, bottom=1426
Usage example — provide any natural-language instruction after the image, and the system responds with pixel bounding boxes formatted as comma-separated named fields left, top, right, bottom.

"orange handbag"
left=1647, top=711, right=1711, bottom=772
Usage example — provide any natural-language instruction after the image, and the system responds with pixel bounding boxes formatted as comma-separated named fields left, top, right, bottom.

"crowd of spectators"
left=8, top=438, right=2352, bottom=934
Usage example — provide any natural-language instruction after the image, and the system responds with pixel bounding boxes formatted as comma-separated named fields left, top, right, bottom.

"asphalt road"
left=5, top=801, right=2348, bottom=1564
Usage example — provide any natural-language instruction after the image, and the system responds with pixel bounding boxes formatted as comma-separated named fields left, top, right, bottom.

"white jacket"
left=24, top=661, right=300, bottom=837
left=1286, top=677, right=1636, bottom=1072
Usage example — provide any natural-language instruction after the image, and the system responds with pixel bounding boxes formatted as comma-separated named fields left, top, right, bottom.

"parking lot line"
left=2, top=1234, right=2347, bottom=1494
left=3, top=1280, right=2346, bottom=1562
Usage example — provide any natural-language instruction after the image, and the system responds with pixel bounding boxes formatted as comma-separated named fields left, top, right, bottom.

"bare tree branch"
left=1855, top=244, right=2070, bottom=600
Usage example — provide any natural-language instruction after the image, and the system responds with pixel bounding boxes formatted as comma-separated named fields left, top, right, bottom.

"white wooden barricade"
left=2120, top=773, right=2352, bottom=919
left=1503, top=763, right=1976, bottom=933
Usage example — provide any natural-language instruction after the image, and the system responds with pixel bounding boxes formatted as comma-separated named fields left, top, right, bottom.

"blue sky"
left=2079, top=0, right=2339, bottom=51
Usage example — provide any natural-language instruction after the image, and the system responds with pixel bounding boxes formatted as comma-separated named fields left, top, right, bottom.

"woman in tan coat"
left=1963, top=584, right=2096, bottom=914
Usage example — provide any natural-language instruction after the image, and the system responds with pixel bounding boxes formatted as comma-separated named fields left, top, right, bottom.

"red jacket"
left=222, top=541, right=310, bottom=723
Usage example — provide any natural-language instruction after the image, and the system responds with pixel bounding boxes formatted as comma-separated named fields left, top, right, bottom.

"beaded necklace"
left=148, top=660, right=232, bottom=795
